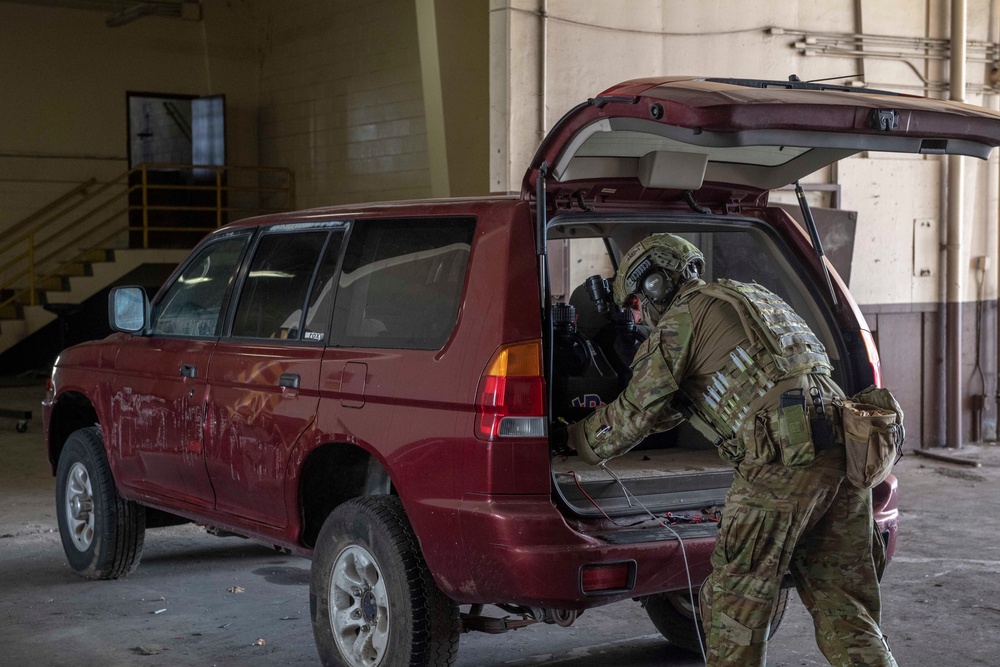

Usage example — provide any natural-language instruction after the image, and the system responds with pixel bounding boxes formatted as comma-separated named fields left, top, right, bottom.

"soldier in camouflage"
left=566, top=233, right=897, bottom=666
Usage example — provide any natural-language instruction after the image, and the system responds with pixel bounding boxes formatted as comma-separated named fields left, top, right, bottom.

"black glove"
left=549, top=422, right=575, bottom=458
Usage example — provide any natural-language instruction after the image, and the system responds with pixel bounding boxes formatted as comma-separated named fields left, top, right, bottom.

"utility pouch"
left=836, top=397, right=903, bottom=489
left=717, top=437, right=746, bottom=466
left=749, top=412, right=776, bottom=464
left=808, top=387, right=836, bottom=450
left=778, top=389, right=815, bottom=467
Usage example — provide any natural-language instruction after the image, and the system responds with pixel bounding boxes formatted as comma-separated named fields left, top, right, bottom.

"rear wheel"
left=55, top=426, right=145, bottom=579
left=310, top=496, right=460, bottom=667
left=644, top=587, right=789, bottom=654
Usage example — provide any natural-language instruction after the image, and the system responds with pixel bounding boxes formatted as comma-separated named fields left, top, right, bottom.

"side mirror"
left=109, top=286, right=148, bottom=333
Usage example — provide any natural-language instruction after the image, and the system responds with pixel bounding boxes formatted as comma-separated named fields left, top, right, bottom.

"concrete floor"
left=3, top=380, right=1000, bottom=666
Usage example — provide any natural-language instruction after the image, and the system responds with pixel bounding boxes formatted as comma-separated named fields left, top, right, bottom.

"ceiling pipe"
left=539, top=0, right=548, bottom=141
left=991, top=0, right=1000, bottom=441
left=946, top=0, right=968, bottom=448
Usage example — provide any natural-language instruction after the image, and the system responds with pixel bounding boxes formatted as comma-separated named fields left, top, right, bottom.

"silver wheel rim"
left=64, top=461, right=95, bottom=552
left=329, top=544, right=390, bottom=667
left=669, top=592, right=698, bottom=619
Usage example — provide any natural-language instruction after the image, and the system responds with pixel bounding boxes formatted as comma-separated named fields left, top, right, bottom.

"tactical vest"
left=673, top=279, right=833, bottom=440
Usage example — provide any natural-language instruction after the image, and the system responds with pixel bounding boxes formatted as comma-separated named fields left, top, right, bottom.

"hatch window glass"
left=231, top=231, right=328, bottom=340
left=332, top=218, right=475, bottom=349
left=151, top=235, right=248, bottom=337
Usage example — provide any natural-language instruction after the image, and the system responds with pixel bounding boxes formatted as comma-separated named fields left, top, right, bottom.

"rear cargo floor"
left=552, top=446, right=734, bottom=517
left=551, top=446, right=730, bottom=481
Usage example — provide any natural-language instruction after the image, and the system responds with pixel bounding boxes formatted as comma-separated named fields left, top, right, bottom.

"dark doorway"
left=126, top=93, right=226, bottom=248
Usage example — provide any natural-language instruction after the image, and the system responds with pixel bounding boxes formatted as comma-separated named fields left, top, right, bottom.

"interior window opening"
left=230, top=231, right=329, bottom=341
left=151, top=235, right=248, bottom=338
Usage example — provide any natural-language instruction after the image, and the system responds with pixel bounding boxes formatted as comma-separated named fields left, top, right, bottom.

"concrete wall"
left=0, top=0, right=490, bottom=229
left=0, top=2, right=260, bottom=234
left=254, top=0, right=429, bottom=209
left=251, top=0, right=489, bottom=209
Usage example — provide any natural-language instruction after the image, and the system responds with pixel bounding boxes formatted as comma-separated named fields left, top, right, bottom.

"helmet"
left=612, top=234, right=705, bottom=312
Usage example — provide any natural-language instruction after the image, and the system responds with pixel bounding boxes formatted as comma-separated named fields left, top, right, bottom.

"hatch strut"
left=536, top=162, right=549, bottom=304
left=536, top=162, right=556, bottom=425
left=794, top=181, right=839, bottom=308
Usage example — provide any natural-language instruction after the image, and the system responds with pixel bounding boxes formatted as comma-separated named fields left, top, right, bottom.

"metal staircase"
left=0, top=163, right=295, bottom=355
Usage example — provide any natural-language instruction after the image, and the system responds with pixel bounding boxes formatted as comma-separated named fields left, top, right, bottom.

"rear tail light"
left=860, top=329, right=883, bottom=387
left=580, top=562, right=634, bottom=594
left=476, top=339, right=546, bottom=440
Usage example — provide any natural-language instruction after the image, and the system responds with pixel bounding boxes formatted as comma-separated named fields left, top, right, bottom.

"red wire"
left=560, top=471, right=719, bottom=527
left=566, top=470, right=656, bottom=528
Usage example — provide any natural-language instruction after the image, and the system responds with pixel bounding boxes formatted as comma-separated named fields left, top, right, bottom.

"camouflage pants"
left=701, top=446, right=897, bottom=666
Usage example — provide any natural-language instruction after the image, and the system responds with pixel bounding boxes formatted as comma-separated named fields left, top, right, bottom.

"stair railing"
left=0, top=163, right=294, bottom=314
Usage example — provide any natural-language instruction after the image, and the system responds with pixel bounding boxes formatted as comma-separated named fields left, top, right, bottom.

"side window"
left=151, top=235, right=248, bottom=337
left=332, top=218, right=475, bottom=350
left=231, top=231, right=328, bottom=340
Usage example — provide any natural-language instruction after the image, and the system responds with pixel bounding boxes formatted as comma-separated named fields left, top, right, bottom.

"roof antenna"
left=805, top=74, right=864, bottom=84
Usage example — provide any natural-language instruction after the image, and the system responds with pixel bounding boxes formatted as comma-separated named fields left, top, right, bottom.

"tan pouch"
left=777, top=402, right=815, bottom=467
left=836, top=398, right=902, bottom=488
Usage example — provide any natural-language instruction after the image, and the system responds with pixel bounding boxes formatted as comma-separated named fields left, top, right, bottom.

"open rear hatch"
left=536, top=77, right=1000, bottom=528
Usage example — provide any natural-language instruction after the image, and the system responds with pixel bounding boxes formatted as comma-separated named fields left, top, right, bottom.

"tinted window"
left=151, top=235, right=248, bottom=337
left=332, top=218, right=475, bottom=349
left=231, top=231, right=327, bottom=340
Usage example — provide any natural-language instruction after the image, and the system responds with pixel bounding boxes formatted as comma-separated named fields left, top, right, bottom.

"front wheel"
left=55, top=426, right=145, bottom=579
left=310, top=496, right=460, bottom=667
left=644, top=587, right=789, bottom=654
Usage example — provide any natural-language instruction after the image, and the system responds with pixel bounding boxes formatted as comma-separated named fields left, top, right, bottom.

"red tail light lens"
left=580, top=562, right=634, bottom=594
left=860, top=329, right=882, bottom=387
left=476, top=340, right=546, bottom=440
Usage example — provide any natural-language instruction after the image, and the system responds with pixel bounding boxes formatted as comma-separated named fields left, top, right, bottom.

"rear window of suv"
left=331, top=217, right=475, bottom=350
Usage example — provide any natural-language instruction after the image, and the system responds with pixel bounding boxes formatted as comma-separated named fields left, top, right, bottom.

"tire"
left=310, top=496, right=460, bottom=667
left=644, top=587, right=789, bottom=654
left=55, top=426, right=145, bottom=579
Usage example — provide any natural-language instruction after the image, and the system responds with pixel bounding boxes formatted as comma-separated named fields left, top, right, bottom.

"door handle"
left=180, top=364, right=197, bottom=378
left=279, top=373, right=300, bottom=389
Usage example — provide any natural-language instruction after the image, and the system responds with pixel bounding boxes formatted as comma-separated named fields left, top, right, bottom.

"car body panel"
left=110, top=337, right=216, bottom=509
left=206, top=340, right=324, bottom=527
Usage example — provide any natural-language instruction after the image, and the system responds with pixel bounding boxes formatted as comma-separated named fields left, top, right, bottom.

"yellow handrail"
left=0, top=163, right=295, bottom=314
left=0, top=178, right=102, bottom=259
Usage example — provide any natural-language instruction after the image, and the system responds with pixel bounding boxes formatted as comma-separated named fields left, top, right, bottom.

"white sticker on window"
left=303, top=331, right=325, bottom=341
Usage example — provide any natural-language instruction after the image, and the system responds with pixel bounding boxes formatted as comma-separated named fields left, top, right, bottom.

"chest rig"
left=673, top=279, right=833, bottom=440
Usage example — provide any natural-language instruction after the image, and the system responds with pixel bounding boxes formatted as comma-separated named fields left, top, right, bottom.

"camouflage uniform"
left=571, top=278, right=897, bottom=667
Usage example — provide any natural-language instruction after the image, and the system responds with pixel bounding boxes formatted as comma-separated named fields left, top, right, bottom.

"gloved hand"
left=568, top=420, right=603, bottom=466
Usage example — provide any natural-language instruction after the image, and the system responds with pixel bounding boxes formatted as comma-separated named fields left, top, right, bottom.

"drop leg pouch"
left=836, top=399, right=900, bottom=488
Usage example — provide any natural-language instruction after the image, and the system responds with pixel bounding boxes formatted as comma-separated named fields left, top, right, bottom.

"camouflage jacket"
left=573, top=279, right=835, bottom=465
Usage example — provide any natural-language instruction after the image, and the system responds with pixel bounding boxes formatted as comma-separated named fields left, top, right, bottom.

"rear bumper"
left=450, top=494, right=715, bottom=610
left=432, top=473, right=899, bottom=610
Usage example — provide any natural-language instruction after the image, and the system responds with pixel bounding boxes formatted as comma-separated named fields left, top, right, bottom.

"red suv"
left=43, top=77, right=1000, bottom=666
